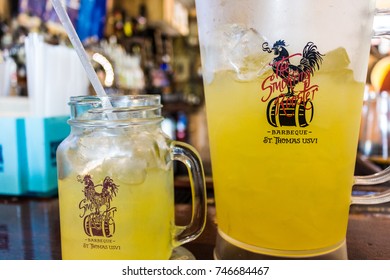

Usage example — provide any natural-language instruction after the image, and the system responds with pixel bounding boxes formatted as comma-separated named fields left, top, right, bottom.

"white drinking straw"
left=51, top=0, right=113, bottom=110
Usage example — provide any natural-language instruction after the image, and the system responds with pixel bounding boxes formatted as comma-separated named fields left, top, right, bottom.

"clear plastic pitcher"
left=195, top=0, right=390, bottom=259
left=57, top=95, right=207, bottom=259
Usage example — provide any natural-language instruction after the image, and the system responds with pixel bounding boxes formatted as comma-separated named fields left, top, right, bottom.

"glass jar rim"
left=68, top=94, right=163, bottom=126
left=69, top=94, right=161, bottom=106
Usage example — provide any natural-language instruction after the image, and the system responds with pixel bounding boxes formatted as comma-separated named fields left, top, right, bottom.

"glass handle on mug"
left=170, top=141, right=207, bottom=246
left=353, top=168, right=390, bottom=204
left=352, top=8, right=390, bottom=205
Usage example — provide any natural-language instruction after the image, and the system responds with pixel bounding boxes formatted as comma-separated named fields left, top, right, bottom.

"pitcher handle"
left=353, top=166, right=390, bottom=204
left=170, top=141, right=207, bottom=246
left=352, top=8, right=390, bottom=205
left=373, top=7, right=390, bottom=39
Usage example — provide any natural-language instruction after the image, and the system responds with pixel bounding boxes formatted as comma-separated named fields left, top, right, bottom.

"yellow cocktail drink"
left=204, top=47, right=364, bottom=256
left=57, top=95, right=206, bottom=260
left=59, top=168, right=174, bottom=260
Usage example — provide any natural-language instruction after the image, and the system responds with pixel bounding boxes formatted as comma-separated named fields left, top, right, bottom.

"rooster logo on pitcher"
left=78, top=175, right=119, bottom=238
left=261, top=40, right=324, bottom=127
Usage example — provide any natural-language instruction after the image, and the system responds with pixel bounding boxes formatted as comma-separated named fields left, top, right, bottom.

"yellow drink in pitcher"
left=204, top=47, right=364, bottom=256
left=58, top=168, right=174, bottom=260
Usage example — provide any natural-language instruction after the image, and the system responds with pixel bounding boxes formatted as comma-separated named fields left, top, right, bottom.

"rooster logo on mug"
left=262, top=40, right=324, bottom=127
left=77, top=175, right=119, bottom=238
